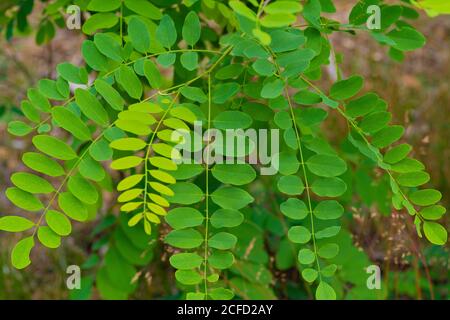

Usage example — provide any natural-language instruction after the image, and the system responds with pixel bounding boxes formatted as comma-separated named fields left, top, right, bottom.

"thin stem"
left=142, top=93, right=180, bottom=226
left=267, top=45, right=322, bottom=280
left=203, top=74, right=212, bottom=299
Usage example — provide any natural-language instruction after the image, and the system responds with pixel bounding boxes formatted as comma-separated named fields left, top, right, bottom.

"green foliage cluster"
left=0, top=0, right=447, bottom=300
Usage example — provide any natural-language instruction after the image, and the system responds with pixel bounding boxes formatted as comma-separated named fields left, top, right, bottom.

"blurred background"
left=0, top=1, right=448, bottom=299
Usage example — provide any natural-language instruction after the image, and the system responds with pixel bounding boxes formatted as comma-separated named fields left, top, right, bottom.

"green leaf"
left=211, top=187, right=254, bottom=210
left=397, top=172, right=430, bottom=187
left=45, top=210, right=72, bottom=236
left=182, top=11, right=201, bottom=46
left=215, top=64, right=243, bottom=80
left=311, top=177, right=347, bottom=197
left=293, top=90, right=322, bottom=105
left=211, top=164, right=256, bottom=185
left=11, top=172, right=54, bottom=194
left=82, top=40, right=108, bottom=72
left=116, top=65, right=143, bottom=99
left=27, top=88, right=51, bottom=112
left=316, top=281, right=336, bottom=300
left=11, top=237, right=34, bottom=269
left=372, top=125, right=404, bottom=148
left=37, top=226, right=61, bottom=249
left=52, top=107, right=91, bottom=141
left=143, top=60, right=163, bottom=89
left=306, top=154, right=347, bottom=177
left=315, top=226, right=341, bottom=239
left=0, top=216, right=35, bottom=232
left=7, top=121, right=33, bottom=136
left=384, top=144, right=412, bottom=164
left=209, top=251, right=235, bottom=269
left=277, top=175, right=304, bottom=195
left=318, top=243, right=339, bottom=259
left=329, top=76, right=363, bottom=101
left=180, top=86, right=207, bottom=103
left=420, top=205, right=446, bottom=220
left=229, top=1, right=256, bottom=21
left=387, top=27, right=426, bottom=51
left=166, top=182, right=204, bottom=205
left=209, top=287, right=234, bottom=300
left=110, top=138, right=146, bottom=151
left=128, top=17, right=150, bottom=53
left=298, top=248, right=315, bottom=264
left=313, top=200, right=344, bottom=220
left=252, top=28, right=271, bottom=46
left=32, top=135, right=77, bottom=161
left=210, top=209, right=244, bottom=228
left=157, top=52, right=176, bottom=67
left=90, top=138, right=113, bottom=161
left=175, top=270, right=202, bottom=285
left=302, top=268, right=318, bottom=283
left=270, top=29, right=306, bottom=53
left=423, top=222, right=447, bottom=245
left=68, top=174, right=99, bottom=205
left=75, top=88, right=109, bottom=126
left=170, top=253, right=203, bottom=270
left=165, top=229, right=204, bottom=249
left=156, top=15, right=177, bottom=48
left=345, top=93, right=378, bottom=118
left=82, top=13, right=119, bottom=35
left=390, top=158, right=425, bottom=173
left=166, top=207, right=204, bottom=230
left=79, top=156, right=105, bottom=182
left=58, top=192, right=88, bottom=222
left=261, top=13, right=296, bottom=28
left=261, top=79, right=284, bottom=99
left=111, top=156, right=144, bottom=170
left=180, top=52, right=198, bottom=71
left=38, top=79, right=66, bottom=100
left=280, top=198, right=308, bottom=220
left=209, top=232, right=237, bottom=250
left=6, top=187, right=43, bottom=212
left=87, top=0, right=121, bottom=12
left=288, top=226, right=311, bottom=244
left=94, top=79, right=125, bottom=111
left=359, top=111, right=391, bottom=134
left=410, top=189, right=442, bottom=206
left=212, top=82, right=240, bottom=104
left=213, top=111, right=253, bottom=129
left=264, top=1, right=303, bottom=14
left=94, top=33, right=123, bottom=62
left=124, top=0, right=162, bottom=20
left=56, top=63, right=88, bottom=84
left=21, top=101, right=40, bottom=123
left=252, top=59, right=275, bottom=76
